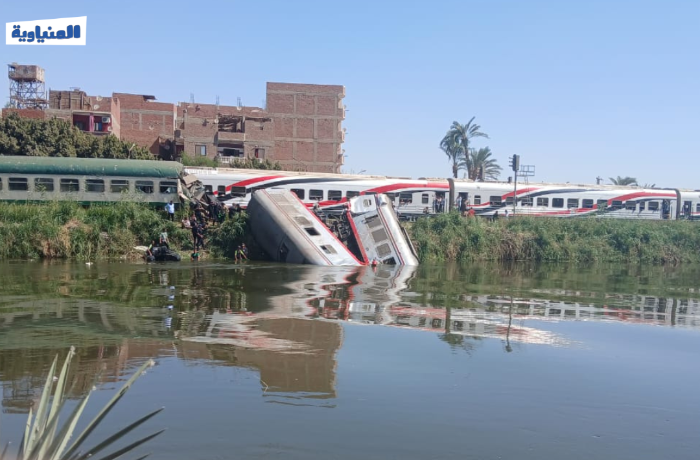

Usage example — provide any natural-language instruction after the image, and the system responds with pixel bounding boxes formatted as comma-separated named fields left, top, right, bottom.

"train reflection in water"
left=3, top=262, right=700, bottom=414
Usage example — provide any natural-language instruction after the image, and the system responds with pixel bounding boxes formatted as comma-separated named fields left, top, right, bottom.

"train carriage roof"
left=0, top=156, right=183, bottom=178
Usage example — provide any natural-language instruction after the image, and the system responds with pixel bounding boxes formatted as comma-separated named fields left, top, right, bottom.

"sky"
left=2, top=0, right=699, bottom=188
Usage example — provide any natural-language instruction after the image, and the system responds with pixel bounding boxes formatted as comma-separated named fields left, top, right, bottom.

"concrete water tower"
left=8, top=63, right=48, bottom=109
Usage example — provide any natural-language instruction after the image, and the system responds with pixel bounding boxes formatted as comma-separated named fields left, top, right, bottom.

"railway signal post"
left=509, top=155, right=520, bottom=216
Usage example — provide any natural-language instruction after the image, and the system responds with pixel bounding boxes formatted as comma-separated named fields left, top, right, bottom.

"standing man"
left=165, top=201, right=176, bottom=222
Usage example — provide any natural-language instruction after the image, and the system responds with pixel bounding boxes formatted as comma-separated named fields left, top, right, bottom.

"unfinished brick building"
left=2, top=68, right=346, bottom=172
left=266, top=82, right=346, bottom=173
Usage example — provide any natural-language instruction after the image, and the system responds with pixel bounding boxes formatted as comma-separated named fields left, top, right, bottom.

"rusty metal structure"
left=8, top=63, right=48, bottom=109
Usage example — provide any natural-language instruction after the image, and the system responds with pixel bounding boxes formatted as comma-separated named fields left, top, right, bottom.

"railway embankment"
left=408, top=212, right=700, bottom=265
left=3, top=202, right=700, bottom=265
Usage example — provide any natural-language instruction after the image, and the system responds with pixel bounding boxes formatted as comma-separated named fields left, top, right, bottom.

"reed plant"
left=0, top=347, right=163, bottom=460
left=408, top=212, right=700, bottom=265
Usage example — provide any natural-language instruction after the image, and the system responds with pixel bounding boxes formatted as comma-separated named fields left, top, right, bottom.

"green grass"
left=407, top=212, right=700, bottom=265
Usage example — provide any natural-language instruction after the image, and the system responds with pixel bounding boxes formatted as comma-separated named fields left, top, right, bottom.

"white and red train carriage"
left=185, top=166, right=700, bottom=222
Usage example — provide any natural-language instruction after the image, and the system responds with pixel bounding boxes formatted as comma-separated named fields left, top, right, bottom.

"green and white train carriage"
left=0, top=156, right=188, bottom=206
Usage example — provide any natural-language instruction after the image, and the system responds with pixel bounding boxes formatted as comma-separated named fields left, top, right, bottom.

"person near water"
left=165, top=201, right=176, bottom=221
left=241, top=243, right=249, bottom=259
left=191, top=251, right=200, bottom=261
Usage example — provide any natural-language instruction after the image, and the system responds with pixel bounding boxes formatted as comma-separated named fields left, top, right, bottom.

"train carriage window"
left=639, top=202, right=646, bottom=211
left=537, top=197, right=549, bottom=207
left=399, top=193, right=413, bottom=204
left=304, top=227, right=320, bottom=236
left=110, top=180, right=129, bottom=193
left=552, top=198, right=564, bottom=208
left=696, top=203, right=700, bottom=213
left=60, top=179, right=80, bottom=193
left=204, top=185, right=213, bottom=193
left=648, top=201, right=659, bottom=211
left=328, top=190, right=342, bottom=201
left=489, top=196, right=502, bottom=205
left=422, top=194, right=429, bottom=204
left=385, top=193, right=396, bottom=202
left=290, top=189, right=305, bottom=199
left=9, top=178, right=28, bottom=191
left=611, top=200, right=623, bottom=210
left=505, top=196, right=514, bottom=206
left=625, top=201, right=637, bottom=210
left=34, top=178, right=54, bottom=192
left=597, top=199, right=608, bottom=209
left=230, top=186, right=246, bottom=197
left=217, top=185, right=226, bottom=196
left=320, top=245, right=337, bottom=254
left=582, top=199, right=594, bottom=209
left=474, top=195, right=481, bottom=205
left=567, top=199, right=579, bottom=208
left=0, top=178, right=2, bottom=190
left=86, top=179, right=105, bottom=193
left=135, top=180, right=154, bottom=194
left=521, top=196, right=533, bottom=206
left=160, top=181, right=178, bottom=194
left=310, top=189, right=324, bottom=201
left=346, top=191, right=360, bottom=198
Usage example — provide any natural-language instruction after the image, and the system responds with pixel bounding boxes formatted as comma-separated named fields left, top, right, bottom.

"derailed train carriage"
left=186, top=165, right=700, bottom=222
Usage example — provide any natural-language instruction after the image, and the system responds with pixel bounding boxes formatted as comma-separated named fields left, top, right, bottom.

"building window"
left=160, top=181, right=178, bottom=194
left=537, top=197, right=549, bottom=207
left=86, top=179, right=105, bottom=193
left=328, top=190, right=342, bottom=201
left=111, top=180, right=129, bottom=193
left=135, top=180, right=154, bottom=194
left=552, top=198, right=564, bottom=208
left=254, top=148, right=266, bottom=159
left=94, top=121, right=103, bottom=132
left=195, top=144, right=207, bottom=156
left=60, top=179, right=80, bottom=192
left=291, top=189, right=305, bottom=199
left=310, top=189, right=324, bottom=201
left=35, top=178, right=54, bottom=192
left=9, top=177, right=28, bottom=191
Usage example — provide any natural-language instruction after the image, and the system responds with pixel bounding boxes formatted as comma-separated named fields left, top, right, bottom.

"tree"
left=440, top=117, right=489, bottom=179
left=460, top=146, right=502, bottom=180
left=642, top=183, right=656, bottom=189
left=609, top=176, right=638, bottom=186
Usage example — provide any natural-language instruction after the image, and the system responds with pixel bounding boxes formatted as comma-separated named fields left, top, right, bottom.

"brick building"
left=2, top=76, right=346, bottom=173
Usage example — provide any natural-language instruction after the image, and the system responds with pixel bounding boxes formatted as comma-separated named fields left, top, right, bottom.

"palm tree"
left=440, top=117, right=489, bottom=179
left=439, top=135, right=463, bottom=179
left=460, top=147, right=502, bottom=180
left=609, top=176, right=638, bottom=186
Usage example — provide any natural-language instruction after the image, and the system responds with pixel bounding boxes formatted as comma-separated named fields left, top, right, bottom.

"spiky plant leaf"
left=25, top=356, right=58, bottom=455
left=61, top=359, right=156, bottom=460
left=72, top=409, right=163, bottom=460
left=45, top=393, right=91, bottom=460
left=85, top=430, right=165, bottom=460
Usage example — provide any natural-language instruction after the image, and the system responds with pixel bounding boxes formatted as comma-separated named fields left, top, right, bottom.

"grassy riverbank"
left=3, top=202, right=700, bottom=265
left=408, top=212, right=700, bottom=265
left=0, top=201, right=247, bottom=260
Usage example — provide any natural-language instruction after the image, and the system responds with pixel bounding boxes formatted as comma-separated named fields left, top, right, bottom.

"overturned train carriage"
left=247, top=189, right=364, bottom=266
left=0, top=156, right=198, bottom=206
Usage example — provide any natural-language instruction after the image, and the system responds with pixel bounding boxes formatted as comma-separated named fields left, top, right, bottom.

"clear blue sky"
left=3, top=0, right=699, bottom=187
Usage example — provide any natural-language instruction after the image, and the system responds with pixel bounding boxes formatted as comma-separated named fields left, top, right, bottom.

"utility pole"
left=508, top=154, right=520, bottom=216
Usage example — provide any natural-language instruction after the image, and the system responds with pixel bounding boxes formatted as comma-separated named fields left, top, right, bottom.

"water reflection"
left=2, top=261, right=700, bottom=415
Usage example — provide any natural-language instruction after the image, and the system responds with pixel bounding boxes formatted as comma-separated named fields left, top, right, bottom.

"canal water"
left=1, top=261, right=700, bottom=460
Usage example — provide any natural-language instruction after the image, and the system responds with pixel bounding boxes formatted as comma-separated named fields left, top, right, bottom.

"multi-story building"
left=2, top=67, right=346, bottom=173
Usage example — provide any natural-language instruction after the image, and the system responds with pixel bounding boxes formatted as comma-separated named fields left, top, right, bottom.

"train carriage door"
left=457, top=192, right=469, bottom=214
left=682, top=200, right=692, bottom=220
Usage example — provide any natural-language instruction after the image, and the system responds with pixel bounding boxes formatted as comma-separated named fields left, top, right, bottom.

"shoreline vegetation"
left=1, top=201, right=700, bottom=265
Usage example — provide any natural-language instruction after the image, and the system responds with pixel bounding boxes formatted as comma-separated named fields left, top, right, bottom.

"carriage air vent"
left=371, top=228, right=389, bottom=243
left=294, top=216, right=313, bottom=227
left=376, top=243, right=392, bottom=258
left=365, top=215, right=383, bottom=229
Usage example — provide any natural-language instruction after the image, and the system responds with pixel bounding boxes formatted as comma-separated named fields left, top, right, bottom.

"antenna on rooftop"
left=237, top=97, right=242, bottom=108
left=189, top=93, right=195, bottom=106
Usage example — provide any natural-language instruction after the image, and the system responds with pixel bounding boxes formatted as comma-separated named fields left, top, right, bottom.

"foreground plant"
left=0, top=347, right=164, bottom=460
